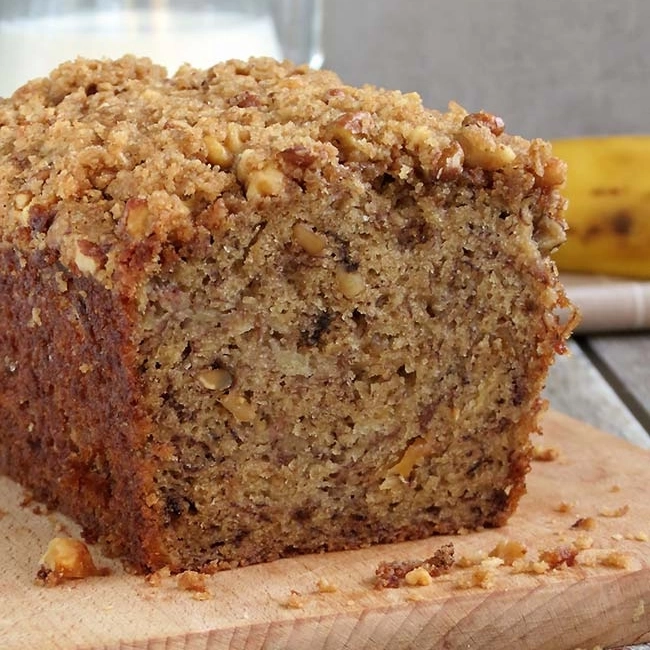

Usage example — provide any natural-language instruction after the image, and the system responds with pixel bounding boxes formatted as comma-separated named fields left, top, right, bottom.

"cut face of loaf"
left=0, top=56, right=574, bottom=572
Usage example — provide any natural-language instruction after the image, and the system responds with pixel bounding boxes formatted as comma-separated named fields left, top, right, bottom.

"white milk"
left=0, top=8, right=283, bottom=97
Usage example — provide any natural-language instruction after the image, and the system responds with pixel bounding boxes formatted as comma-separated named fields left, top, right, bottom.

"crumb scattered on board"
left=625, top=531, right=648, bottom=542
left=371, top=518, right=637, bottom=593
left=316, top=577, right=338, bottom=593
left=177, top=570, right=213, bottom=600
left=455, top=557, right=504, bottom=590
left=283, top=590, right=305, bottom=609
left=36, top=537, right=109, bottom=586
left=572, top=516, right=597, bottom=531
left=532, top=445, right=560, bottom=461
left=374, top=542, right=454, bottom=589
left=489, top=539, right=527, bottom=566
left=599, top=505, right=630, bottom=518
left=578, top=550, right=631, bottom=569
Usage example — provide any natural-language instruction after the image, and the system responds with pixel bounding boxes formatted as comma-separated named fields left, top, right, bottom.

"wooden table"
left=545, top=331, right=650, bottom=650
left=545, top=334, right=650, bottom=451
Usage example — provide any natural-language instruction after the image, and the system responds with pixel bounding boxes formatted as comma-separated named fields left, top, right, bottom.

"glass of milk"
left=0, top=0, right=323, bottom=97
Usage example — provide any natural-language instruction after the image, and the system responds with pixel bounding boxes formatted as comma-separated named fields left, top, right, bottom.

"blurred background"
left=3, top=0, right=649, bottom=142
left=322, top=0, right=650, bottom=139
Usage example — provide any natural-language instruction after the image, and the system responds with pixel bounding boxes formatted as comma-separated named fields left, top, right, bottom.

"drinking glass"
left=0, top=0, right=323, bottom=97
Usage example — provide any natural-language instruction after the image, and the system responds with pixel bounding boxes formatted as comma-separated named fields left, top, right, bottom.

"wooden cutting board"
left=1, top=410, right=649, bottom=650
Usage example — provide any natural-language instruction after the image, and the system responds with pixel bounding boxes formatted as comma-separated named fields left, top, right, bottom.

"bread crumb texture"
left=0, top=56, right=574, bottom=571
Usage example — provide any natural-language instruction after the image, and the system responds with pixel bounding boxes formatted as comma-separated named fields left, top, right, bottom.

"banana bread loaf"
left=0, top=56, right=574, bottom=572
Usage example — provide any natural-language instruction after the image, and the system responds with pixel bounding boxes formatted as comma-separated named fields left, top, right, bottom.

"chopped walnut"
left=580, top=550, right=630, bottom=569
left=489, top=539, right=527, bottom=566
left=511, top=559, right=551, bottom=575
left=219, top=392, right=256, bottom=422
left=596, top=551, right=631, bottom=570
left=28, top=306, right=42, bottom=328
left=197, top=368, right=233, bottom=392
left=599, top=505, right=630, bottom=518
left=335, top=268, right=365, bottom=299
left=283, top=590, right=304, bottom=609
left=532, top=445, right=560, bottom=461
left=234, top=149, right=286, bottom=200
left=145, top=566, right=171, bottom=587
left=224, top=123, right=250, bottom=154
left=455, top=558, right=503, bottom=590
left=572, top=517, right=596, bottom=531
left=404, top=566, right=433, bottom=587
left=123, top=198, right=153, bottom=240
left=535, top=157, right=566, bottom=189
left=387, top=437, right=429, bottom=481
left=554, top=501, right=574, bottom=514
left=37, top=537, right=108, bottom=586
left=434, top=141, right=464, bottom=181
left=13, top=191, right=33, bottom=210
left=325, top=111, right=373, bottom=157
left=456, top=118, right=516, bottom=171
left=538, top=544, right=579, bottom=569
left=573, top=534, right=594, bottom=551
left=316, top=577, right=338, bottom=593
left=292, top=222, right=327, bottom=256
left=204, top=135, right=233, bottom=168
left=461, top=111, right=505, bottom=136
left=455, top=549, right=488, bottom=568
left=177, top=570, right=212, bottom=599
left=73, top=238, right=106, bottom=276
left=374, top=542, right=454, bottom=589
left=279, top=145, right=318, bottom=170
left=245, top=167, right=285, bottom=200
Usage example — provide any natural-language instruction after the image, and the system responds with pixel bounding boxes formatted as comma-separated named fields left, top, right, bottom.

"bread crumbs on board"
left=598, top=504, right=630, bottom=518
left=36, top=536, right=109, bottom=586
left=283, top=590, right=305, bottom=609
left=316, top=577, right=338, bottom=593
left=177, top=570, right=213, bottom=600
left=532, top=445, right=560, bottom=461
left=374, top=543, right=454, bottom=589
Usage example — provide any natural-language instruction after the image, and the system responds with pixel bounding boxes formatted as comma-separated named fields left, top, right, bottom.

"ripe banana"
left=550, top=135, right=650, bottom=279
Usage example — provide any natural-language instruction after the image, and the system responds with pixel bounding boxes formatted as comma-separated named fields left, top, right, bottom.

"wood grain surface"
left=1, top=410, right=649, bottom=650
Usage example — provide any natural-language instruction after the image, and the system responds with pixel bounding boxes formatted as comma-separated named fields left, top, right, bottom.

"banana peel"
left=550, top=135, right=650, bottom=279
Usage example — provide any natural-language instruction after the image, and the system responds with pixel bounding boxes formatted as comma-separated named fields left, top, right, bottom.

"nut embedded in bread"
left=0, top=56, right=575, bottom=572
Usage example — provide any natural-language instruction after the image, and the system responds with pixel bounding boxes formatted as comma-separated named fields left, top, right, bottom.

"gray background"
left=322, top=0, right=650, bottom=139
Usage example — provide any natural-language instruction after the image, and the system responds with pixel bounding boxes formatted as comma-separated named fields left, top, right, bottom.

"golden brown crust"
left=0, top=57, right=566, bottom=289
left=0, top=247, right=164, bottom=567
left=0, top=57, right=573, bottom=572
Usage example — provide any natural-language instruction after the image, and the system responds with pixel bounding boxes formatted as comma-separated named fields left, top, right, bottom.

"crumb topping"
left=0, top=56, right=567, bottom=295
